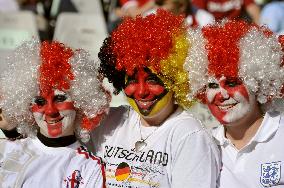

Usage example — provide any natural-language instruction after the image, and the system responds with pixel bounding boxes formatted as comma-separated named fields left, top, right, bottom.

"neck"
left=225, top=103, right=263, bottom=150
left=141, top=103, right=178, bottom=127
left=37, top=132, right=77, bottom=147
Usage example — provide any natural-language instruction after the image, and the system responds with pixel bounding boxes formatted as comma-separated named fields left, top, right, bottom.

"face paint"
left=31, top=89, right=76, bottom=138
left=124, top=68, right=169, bottom=117
left=206, top=76, right=255, bottom=125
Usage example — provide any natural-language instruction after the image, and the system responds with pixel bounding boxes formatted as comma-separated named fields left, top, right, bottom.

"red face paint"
left=32, top=90, right=76, bottom=137
left=206, top=77, right=251, bottom=124
left=124, top=68, right=168, bottom=116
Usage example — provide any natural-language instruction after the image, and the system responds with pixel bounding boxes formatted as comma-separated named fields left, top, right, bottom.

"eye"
left=146, top=75, right=164, bottom=85
left=54, top=94, right=67, bottom=102
left=34, top=97, right=46, bottom=106
left=146, top=79, right=159, bottom=84
left=126, top=77, right=137, bottom=85
left=225, top=81, right=239, bottom=87
left=208, top=83, right=219, bottom=89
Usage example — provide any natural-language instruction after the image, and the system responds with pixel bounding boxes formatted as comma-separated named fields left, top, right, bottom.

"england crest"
left=64, top=170, right=84, bottom=188
left=260, top=161, right=281, bottom=187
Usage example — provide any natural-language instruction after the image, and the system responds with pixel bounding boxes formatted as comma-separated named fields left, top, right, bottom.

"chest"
left=0, top=147, right=87, bottom=188
left=100, top=126, right=173, bottom=188
left=220, top=142, right=284, bottom=187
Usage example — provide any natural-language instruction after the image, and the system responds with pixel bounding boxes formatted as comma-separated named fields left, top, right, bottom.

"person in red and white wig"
left=184, top=20, right=284, bottom=187
left=0, top=40, right=110, bottom=187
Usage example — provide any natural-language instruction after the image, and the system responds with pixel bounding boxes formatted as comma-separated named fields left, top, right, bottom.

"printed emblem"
left=115, top=162, right=131, bottom=181
left=260, top=161, right=281, bottom=187
left=64, top=170, right=84, bottom=188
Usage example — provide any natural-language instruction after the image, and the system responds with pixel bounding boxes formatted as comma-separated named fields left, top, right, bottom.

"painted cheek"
left=148, top=85, right=165, bottom=96
left=206, top=90, right=228, bottom=124
left=124, top=84, right=137, bottom=97
left=31, top=105, right=45, bottom=113
left=206, top=89, right=220, bottom=103
left=207, top=104, right=227, bottom=124
left=227, top=85, right=249, bottom=102
left=54, top=102, right=75, bottom=111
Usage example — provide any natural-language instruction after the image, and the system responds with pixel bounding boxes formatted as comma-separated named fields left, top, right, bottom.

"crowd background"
left=0, top=0, right=283, bottom=138
left=1, top=0, right=283, bottom=41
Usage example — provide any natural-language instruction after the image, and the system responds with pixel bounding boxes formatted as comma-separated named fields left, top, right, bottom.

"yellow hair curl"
left=159, top=32, right=194, bottom=109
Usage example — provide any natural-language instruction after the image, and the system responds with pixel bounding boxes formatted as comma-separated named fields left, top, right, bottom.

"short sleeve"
left=170, top=120, right=220, bottom=187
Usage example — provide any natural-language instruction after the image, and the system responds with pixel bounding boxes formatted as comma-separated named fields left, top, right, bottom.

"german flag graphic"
left=115, top=162, right=131, bottom=181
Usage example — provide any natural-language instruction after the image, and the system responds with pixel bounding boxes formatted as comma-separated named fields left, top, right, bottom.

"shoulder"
left=93, top=105, right=129, bottom=134
left=165, top=109, right=215, bottom=145
left=73, top=145, right=103, bottom=165
left=167, top=109, right=206, bottom=134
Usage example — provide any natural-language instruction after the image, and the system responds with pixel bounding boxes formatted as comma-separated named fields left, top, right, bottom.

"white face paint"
left=31, top=89, right=76, bottom=138
left=206, top=76, right=256, bottom=125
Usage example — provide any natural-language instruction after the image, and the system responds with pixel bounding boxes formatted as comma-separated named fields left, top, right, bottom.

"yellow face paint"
left=127, top=91, right=173, bottom=117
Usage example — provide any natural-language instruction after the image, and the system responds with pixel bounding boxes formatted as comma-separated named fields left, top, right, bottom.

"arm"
left=171, top=128, right=220, bottom=187
left=0, top=110, right=22, bottom=139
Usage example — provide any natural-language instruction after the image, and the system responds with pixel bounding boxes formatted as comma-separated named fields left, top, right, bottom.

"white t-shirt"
left=90, top=106, right=220, bottom=188
left=0, top=137, right=105, bottom=188
left=213, top=111, right=284, bottom=187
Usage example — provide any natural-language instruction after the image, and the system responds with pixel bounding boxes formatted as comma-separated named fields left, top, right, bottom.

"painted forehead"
left=208, top=76, right=242, bottom=83
left=126, top=68, right=165, bottom=85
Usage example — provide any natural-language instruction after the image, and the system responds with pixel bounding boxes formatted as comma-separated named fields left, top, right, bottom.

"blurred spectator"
left=118, top=0, right=156, bottom=17
left=158, top=0, right=214, bottom=26
left=106, top=0, right=214, bottom=32
left=260, top=1, right=284, bottom=35
left=192, top=0, right=261, bottom=24
left=0, top=0, right=19, bottom=12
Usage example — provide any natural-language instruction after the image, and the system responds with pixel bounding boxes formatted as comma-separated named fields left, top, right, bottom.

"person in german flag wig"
left=94, top=9, right=220, bottom=188
left=0, top=40, right=109, bottom=187
left=184, top=20, right=284, bottom=187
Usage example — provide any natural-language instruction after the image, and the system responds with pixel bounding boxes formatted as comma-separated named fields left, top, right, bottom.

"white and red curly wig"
left=184, top=20, right=284, bottom=111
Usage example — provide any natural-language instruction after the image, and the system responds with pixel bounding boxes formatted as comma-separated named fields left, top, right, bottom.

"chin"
left=223, top=102, right=254, bottom=125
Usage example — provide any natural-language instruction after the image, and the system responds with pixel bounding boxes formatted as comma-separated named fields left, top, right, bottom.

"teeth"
left=46, top=118, right=63, bottom=124
left=135, top=99, right=156, bottom=108
left=218, top=104, right=237, bottom=110
left=139, top=101, right=153, bottom=107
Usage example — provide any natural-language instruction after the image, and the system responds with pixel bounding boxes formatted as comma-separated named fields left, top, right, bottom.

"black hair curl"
left=98, top=37, right=126, bottom=95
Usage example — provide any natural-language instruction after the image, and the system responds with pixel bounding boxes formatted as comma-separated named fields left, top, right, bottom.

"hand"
left=0, top=109, right=14, bottom=131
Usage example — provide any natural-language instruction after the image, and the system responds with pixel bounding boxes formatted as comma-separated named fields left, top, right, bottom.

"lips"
left=135, top=99, right=157, bottom=110
left=45, top=117, right=64, bottom=125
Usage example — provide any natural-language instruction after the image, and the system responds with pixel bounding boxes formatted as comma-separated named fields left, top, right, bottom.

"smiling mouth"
left=45, top=117, right=64, bottom=125
left=135, top=99, right=157, bottom=110
left=217, top=103, right=238, bottom=111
